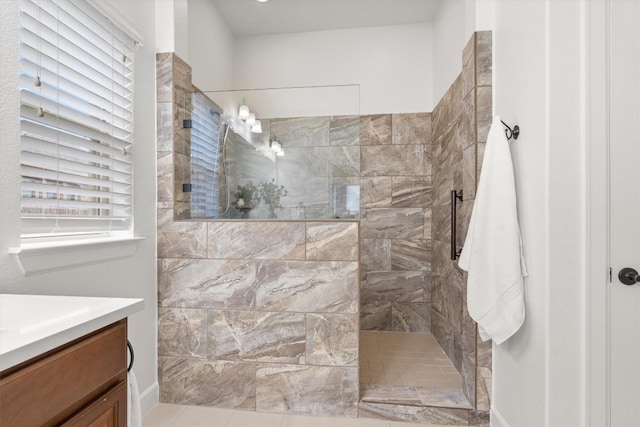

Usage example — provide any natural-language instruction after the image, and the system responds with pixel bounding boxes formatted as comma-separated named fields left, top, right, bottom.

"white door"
left=610, top=0, right=640, bottom=425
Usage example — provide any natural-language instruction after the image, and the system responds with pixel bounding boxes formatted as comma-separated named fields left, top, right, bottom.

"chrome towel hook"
left=500, top=120, right=520, bottom=140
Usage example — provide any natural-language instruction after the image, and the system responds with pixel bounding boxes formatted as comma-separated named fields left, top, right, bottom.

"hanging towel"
left=458, top=115, right=527, bottom=344
left=128, top=369, right=143, bottom=427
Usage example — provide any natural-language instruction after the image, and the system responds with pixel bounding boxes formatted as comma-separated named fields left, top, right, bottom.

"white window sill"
left=9, top=237, right=145, bottom=276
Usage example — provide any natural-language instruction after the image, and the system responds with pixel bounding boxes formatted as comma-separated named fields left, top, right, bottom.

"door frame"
left=586, top=0, right=610, bottom=425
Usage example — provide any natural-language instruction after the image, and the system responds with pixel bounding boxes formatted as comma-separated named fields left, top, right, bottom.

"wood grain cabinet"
left=0, top=320, right=128, bottom=427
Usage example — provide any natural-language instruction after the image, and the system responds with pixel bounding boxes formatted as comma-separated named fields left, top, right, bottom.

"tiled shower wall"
left=359, top=113, right=433, bottom=333
left=431, top=31, right=493, bottom=411
left=156, top=53, right=360, bottom=417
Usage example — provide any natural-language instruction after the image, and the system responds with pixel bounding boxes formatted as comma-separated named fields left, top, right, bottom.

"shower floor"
left=359, top=331, right=472, bottom=409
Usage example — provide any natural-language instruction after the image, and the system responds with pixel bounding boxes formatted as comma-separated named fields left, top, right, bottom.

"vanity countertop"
left=0, top=294, right=144, bottom=372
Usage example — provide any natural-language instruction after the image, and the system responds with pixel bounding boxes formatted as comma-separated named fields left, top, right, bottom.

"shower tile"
left=391, top=177, right=432, bottom=208
left=431, top=204, right=451, bottom=243
left=469, top=410, right=490, bottom=427
left=462, top=31, right=475, bottom=66
left=299, top=147, right=330, bottom=176
left=424, top=208, right=433, bottom=241
left=158, top=307, right=208, bottom=358
left=431, top=310, right=454, bottom=358
left=207, top=310, right=305, bottom=363
left=390, top=239, right=432, bottom=271
left=157, top=102, right=174, bottom=152
left=461, top=89, right=476, bottom=149
left=476, top=31, right=493, bottom=87
left=391, top=302, right=430, bottom=333
left=305, top=313, right=359, bottom=366
left=462, top=145, right=477, bottom=201
left=361, top=177, right=392, bottom=208
left=432, top=84, right=455, bottom=138
left=158, top=258, right=257, bottom=310
left=361, top=208, right=424, bottom=239
left=256, top=364, right=358, bottom=417
left=306, top=222, right=359, bottom=261
left=431, top=163, right=454, bottom=208
left=207, top=222, right=305, bottom=260
left=361, top=145, right=424, bottom=177
left=361, top=270, right=425, bottom=303
left=392, top=113, right=432, bottom=145
left=157, top=211, right=207, bottom=258
left=416, top=387, right=473, bottom=409
left=329, top=145, right=360, bottom=176
left=457, top=197, right=474, bottom=248
left=361, top=239, right=392, bottom=271
left=476, top=87, right=493, bottom=143
left=360, top=384, right=422, bottom=406
left=255, top=260, right=358, bottom=313
left=271, top=117, right=330, bottom=147
left=174, top=106, right=191, bottom=156
left=156, top=53, right=174, bottom=102
left=159, top=357, right=256, bottom=409
left=173, top=153, right=190, bottom=202
left=461, top=34, right=475, bottom=97
left=360, top=114, right=392, bottom=145
left=360, top=301, right=392, bottom=331
left=461, top=360, right=476, bottom=408
left=477, top=336, right=492, bottom=367
left=476, top=366, right=492, bottom=411
left=358, top=402, right=469, bottom=425
left=330, top=115, right=360, bottom=146
left=157, top=153, right=174, bottom=205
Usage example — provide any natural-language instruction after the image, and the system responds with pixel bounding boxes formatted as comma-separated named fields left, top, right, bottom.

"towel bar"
left=451, top=190, right=463, bottom=260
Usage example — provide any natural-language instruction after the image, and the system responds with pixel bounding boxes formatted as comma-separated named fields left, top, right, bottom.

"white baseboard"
left=491, top=407, right=510, bottom=427
left=139, top=380, right=159, bottom=417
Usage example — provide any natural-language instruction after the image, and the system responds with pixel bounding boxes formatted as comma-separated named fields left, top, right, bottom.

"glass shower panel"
left=187, top=85, right=361, bottom=220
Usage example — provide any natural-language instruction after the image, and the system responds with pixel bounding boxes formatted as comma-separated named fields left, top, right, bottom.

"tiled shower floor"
left=359, top=331, right=472, bottom=409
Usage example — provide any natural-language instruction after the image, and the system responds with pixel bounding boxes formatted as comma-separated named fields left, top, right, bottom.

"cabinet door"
left=62, top=380, right=127, bottom=427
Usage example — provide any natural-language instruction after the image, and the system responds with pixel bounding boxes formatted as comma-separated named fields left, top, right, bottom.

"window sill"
left=9, top=237, right=145, bottom=276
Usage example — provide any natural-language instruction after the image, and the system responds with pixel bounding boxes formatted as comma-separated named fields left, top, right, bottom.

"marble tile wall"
left=156, top=53, right=360, bottom=418
left=430, top=31, right=492, bottom=413
left=359, top=113, right=433, bottom=333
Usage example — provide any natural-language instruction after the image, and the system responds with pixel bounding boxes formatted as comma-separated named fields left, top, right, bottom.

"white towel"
left=128, top=370, right=143, bottom=427
left=458, top=115, right=527, bottom=344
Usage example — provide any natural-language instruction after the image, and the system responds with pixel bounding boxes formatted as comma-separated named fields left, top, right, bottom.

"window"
left=18, top=0, right=137, bottom=239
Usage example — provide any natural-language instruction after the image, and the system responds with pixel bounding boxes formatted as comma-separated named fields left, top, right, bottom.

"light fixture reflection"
left=251, top=120, right=262, bottom=133
left=238, top=105, right=250, bottom=120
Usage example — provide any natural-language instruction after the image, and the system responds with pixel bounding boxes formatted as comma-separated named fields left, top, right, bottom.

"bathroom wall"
left=431, top=31, right=492, bottom=412
left=233, top=24, right=434, bottom=114
left=156, top=53, right=360, bottom=417
left=0, top=0, right=159, bottom=414
left=359, top=113, right=434, bottom=333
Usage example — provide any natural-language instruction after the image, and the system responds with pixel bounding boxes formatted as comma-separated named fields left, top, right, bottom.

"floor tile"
left=335, top=417, right=390, bottom=427
left=171, top=405, right=234, bottom=427
left=143, top=403, right=184, bottom=427
left=281, top=414, right=338, bottom=426
left=226, top=410, right=284, bottom=427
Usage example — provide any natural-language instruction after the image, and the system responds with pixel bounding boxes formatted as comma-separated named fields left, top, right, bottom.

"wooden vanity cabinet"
left=0, top=320, right=128, bottom=427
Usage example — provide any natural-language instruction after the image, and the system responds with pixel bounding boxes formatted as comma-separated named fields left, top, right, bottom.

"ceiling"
left=211, top=0, right=443, bottom=37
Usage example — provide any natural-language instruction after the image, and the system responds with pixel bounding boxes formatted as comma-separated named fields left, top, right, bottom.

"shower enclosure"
left=157, top=30, right=492, bottom=424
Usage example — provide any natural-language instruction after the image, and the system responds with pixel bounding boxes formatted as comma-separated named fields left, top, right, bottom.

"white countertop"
left=0, top=294, right=144, bottom=372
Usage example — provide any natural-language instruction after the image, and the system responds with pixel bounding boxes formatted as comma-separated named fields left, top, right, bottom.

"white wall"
left=490, top=0, right=587, bottom=425
left=0, top=0, right=159, bottom=415
left=232, top=24, right=434, bottom=115
left=188, top=0, right=235, bottom=91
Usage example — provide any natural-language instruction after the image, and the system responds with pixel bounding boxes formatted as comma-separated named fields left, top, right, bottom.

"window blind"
left=18, top=0, right=135, bottom=237
left=190, top=92, right=222, bottom=218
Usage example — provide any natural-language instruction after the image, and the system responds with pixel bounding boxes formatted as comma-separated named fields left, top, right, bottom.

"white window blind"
left=18, top=0, right=136, bottom=238
left=190, top=92, right=222, bottom=218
